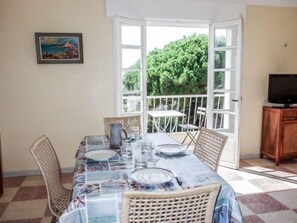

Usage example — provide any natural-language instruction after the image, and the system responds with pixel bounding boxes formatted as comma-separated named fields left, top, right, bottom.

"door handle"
left=232, top=99, right=239, bottom=102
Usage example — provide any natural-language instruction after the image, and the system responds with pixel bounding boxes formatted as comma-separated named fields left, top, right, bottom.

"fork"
left=123, top=172, right=131, bottom=189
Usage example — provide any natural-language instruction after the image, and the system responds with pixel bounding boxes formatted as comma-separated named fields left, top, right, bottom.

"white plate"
left=84, top=150, right=117, bottom=161
left=130, top=168, right=174, bottom=185
left=156, top=144, right=186, bottom=156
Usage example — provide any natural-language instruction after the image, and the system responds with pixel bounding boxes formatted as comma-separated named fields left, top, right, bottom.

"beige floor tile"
left=234, top=169, right=267, bottom=180
left=258, top=210, right=297, bottom=223
left=269, top=189, right=297, bottom=209
left=0, top=188, right=18, bottom=203
left=63, top=183, right=72, bottom=190
left=21, top=175, right=45, bottom=187
left=243, top=158, right=275, bottom=167
left=0, top=199, right=47, bottom=221
left=283, top=181, right=297, bottom=189
left=238, top=200, right=253, bottom=216
left=283, top=165, right=297, bottom=173
left=228, top=180, right=263, bottom=195
left=249, top=178, right=293, bottom=193
left=42, top=216, right=53, bottom=223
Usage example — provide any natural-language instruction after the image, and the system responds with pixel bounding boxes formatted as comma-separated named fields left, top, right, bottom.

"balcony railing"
left=123, top=94, right=225, bottom=133
left=147, top=94, right=207, bottom=133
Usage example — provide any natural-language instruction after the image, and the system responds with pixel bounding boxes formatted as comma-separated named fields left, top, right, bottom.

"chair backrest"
left=103, top=115, right=142, bottom=137
left=195, top=107, right=207, bottom=129
left=121, top=183, right=221, bottom=223
left=193, top=127, right=228, bottom=172
left=29, top=135, right=67, bottom=217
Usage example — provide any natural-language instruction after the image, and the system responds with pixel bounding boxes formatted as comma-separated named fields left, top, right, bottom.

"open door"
left=114, top=17, right=147, bottom=130
left=208, top=19, right=242, bottom=169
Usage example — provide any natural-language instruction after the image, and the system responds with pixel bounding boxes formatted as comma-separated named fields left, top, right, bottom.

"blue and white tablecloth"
left=59, top=133, right=243, bottom=223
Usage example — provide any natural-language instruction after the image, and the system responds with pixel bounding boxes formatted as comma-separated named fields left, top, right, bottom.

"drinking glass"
left=133, top=142, right=149, bottom=169
left=151, top=149, right=161, bottom=166
left=121, top=140, right=132, bottom=160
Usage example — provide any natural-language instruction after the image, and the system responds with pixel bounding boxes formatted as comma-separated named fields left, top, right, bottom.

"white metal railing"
left=122, top=94, right=225, bottom=133
left=147, top=94, right=208, bottom=133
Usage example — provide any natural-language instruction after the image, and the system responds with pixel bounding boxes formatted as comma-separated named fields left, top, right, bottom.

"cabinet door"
left=282, top=121, right=297, bottom=156
left=261, top=110, right=280, bottom=156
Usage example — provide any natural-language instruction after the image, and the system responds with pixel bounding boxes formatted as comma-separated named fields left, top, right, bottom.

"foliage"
left=123, top=34, right=209, bottom=95
left=147, top=34, right=208, bottom=95
left=123, top=60, right=141, bottom=91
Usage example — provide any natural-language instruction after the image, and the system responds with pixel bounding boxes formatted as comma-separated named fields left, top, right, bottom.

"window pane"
left=213, top=92, right=236, bottom=112
left=214, top=71, right=236, bottom=91
left=122, top=93, right=142, bottom=113
left=121, top=25, right=141, bottom=46
left=214, top=49, right=237, bottom=69
left=122, top=49, right=141, bottom=69
left=212, top=112, right=235, bottom=134
left=215, top=25, right=238, bottom=47
left=122, top=71, right=142, bottom=91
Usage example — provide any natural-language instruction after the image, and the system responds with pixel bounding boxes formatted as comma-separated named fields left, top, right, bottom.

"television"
left=268, top=74, right=297, bottom=108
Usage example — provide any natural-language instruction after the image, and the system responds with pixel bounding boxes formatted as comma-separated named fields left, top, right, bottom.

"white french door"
left=208, top=19, right=242, bottom=169
left=114, top=17, right=243, bottom=168
left=114, top=17, right=147, bottom=130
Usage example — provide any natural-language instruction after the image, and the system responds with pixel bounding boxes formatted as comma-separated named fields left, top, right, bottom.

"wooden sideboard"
left=261, top=106, right=297, bottom=165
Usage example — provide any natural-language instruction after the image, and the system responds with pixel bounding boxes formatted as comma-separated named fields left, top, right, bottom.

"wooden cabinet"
left=261, top=106, right=297, bottom=165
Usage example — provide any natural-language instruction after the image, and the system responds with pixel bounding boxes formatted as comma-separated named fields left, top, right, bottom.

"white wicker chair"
left=104, top=115, right=142, bottom=137
left=29, top=135, right=71, bottom=222
left=193, top=127, right=228, bottom=172
left=121, top=183, right=221, bottom=223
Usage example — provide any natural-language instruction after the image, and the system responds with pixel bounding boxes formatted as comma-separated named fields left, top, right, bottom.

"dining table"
left=59, top=133, right=243, bottom=223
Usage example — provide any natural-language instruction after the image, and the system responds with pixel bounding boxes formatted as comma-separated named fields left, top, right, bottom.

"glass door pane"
left=208, top=19, right=242, bottom=169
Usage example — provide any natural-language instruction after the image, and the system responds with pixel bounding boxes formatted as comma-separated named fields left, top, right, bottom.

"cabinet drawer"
left=282, top=110, right=297, bottom=120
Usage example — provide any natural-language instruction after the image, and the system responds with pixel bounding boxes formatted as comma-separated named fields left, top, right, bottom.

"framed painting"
left=35, top=33, right=84, bottom=64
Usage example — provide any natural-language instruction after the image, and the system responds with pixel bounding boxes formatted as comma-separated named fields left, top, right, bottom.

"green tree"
left=123, top=34, right=209, bottom=96
left=123, top=60, right=141, bottom=91
left=147, top=34, right=208, bottom=96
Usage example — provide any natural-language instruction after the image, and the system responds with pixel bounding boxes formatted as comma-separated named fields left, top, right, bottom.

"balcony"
left=123, top=94, right=225, bottom=134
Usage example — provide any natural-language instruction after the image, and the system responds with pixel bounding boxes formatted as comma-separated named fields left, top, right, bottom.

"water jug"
left=109, top=123, right=127, bottom=149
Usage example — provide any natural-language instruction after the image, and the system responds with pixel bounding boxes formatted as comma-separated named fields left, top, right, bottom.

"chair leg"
left=51, top=215, right=58, bottom=223
left=181, top=131, right=190, bottom=144
left=186, top=130, right=199, bottom=148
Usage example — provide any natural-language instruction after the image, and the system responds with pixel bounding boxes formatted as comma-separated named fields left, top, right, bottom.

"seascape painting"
left=35, top=33, right=83, bottom=64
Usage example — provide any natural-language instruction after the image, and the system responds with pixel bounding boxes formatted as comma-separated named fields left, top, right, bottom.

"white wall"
left=0, top=0, right=114, bottom=173
left=1, top=0, right=297, bottom=174
left=241, top=5, right=297, bottom=155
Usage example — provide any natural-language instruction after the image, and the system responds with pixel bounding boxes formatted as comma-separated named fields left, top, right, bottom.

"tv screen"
left=268, top=74, right=297, bottom=107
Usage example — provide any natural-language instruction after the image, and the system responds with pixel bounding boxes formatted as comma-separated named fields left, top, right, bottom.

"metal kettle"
left=109, top=123, right=127, bottom=149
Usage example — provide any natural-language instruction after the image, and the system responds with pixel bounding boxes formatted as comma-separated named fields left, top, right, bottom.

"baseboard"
left=3, top=167, right=74, bottom=177
left=240, top=153, right=260, bottom=159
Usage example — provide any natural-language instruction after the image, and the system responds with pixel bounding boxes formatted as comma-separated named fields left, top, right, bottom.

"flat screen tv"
left=268, top=74, right=297, bottom=108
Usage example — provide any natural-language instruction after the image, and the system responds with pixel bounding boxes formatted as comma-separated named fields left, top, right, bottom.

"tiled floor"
left=0, top=158, right=297, bottom=222
left=217, top=158, right=297, bottom=223
left=0, top=174, right=72, bottom=223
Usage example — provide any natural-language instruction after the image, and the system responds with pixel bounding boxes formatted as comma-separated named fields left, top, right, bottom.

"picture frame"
left=35, top=32, right=84, bottom=64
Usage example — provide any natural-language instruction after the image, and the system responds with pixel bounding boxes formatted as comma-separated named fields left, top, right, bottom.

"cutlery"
left=123, top=172, right=131, bottom=188
left=172, top=171, right=183, bottom=186
left=156, top=144, right=182, bottom=147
